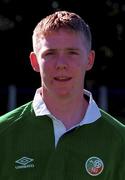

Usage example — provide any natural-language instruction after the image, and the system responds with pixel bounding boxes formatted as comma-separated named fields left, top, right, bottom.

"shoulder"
left=99, top=108, right=125, bottom=137
left=0, top=101, right=33, bottom=134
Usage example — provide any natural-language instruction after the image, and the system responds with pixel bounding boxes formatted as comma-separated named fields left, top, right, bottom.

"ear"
left=86, top=50, right=95, bottom=71
left=29, top=52, right=40, bottom=72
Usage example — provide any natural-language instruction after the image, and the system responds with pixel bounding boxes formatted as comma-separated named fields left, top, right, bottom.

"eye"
left=43, top=50, right=56, bottom=58
left=45, top=51, right=54, bottom=56
left=71, top=51, right=78, bottom=54
left=68, top=50, right=79, bottom=55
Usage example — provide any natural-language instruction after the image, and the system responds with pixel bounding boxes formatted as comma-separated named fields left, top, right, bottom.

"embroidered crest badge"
left=85, top=156, right=104, bottom=176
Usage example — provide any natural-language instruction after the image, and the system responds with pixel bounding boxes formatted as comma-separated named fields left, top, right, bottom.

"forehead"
left=40, top=30, right=85, bottom=49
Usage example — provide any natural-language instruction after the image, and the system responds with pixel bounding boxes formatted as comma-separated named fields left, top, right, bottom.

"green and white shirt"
left=0, top=88, right=125, bottom=180
left=33, top=88, right=101, bottom=146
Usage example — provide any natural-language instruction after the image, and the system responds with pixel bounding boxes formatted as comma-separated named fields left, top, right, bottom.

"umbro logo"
left=15, top=157, right=34, bottom=169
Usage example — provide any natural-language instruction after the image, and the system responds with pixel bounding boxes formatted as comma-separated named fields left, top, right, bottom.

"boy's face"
left=30, top=29, right=95, bottom=99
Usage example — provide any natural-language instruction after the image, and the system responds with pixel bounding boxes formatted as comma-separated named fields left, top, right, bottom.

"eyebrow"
left=44, top=48, right=81, bottom=51
left=66, top=48, right=80, bottom=51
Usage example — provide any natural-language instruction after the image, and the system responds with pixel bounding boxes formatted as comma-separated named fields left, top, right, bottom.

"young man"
left=0, top=10, right=125, bottom=179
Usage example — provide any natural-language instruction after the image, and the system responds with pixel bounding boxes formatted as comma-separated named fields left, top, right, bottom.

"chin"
left=56, top=90, right=70, bottom=97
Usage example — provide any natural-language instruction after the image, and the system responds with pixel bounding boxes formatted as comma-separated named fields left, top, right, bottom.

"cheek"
left=75, top=66, right=86, bottom=82
left=40, top=61, right=54, bottom=78
left=72, top=62, right=85, bottom=74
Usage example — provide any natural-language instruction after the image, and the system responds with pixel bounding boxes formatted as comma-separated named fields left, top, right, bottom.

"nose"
left=55, top=56, right=68, bottom=70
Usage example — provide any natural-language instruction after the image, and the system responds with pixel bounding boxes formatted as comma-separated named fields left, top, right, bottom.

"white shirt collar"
left=33, top=87, right=101, bottom=125
left=32, top=88, right=50, bottom=116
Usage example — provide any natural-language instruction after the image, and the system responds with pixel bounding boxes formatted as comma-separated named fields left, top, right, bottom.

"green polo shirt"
left=0, top=101, right=125, bottom=179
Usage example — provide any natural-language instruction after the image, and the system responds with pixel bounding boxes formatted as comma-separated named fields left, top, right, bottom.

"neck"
left=41, top=90, right=88, bottom=129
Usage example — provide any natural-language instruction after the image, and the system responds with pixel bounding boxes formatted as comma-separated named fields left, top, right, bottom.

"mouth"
left=54, top=76, right=72, bottom=82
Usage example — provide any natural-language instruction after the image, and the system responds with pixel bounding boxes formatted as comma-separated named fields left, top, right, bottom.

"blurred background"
left=0, top=0, right=125, bottom=123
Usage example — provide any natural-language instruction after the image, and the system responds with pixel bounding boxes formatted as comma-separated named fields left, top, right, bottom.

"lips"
left=54, top=76, right=72, bottom=81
